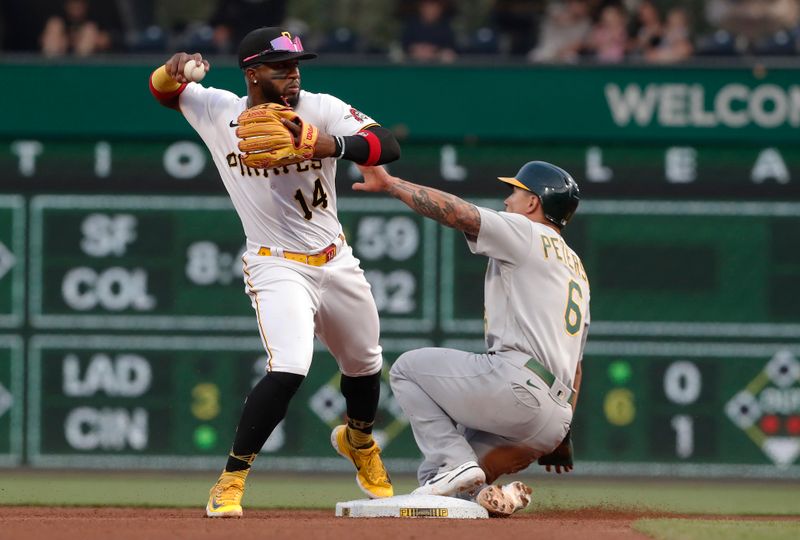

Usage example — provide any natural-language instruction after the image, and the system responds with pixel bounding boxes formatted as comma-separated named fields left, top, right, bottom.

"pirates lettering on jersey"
left=540, top=234, right=588, bottom=282
left=225, top=152, right=323, bottom=178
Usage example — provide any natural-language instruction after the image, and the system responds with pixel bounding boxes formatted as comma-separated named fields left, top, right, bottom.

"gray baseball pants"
left=390, top=347, right=573, bottom=485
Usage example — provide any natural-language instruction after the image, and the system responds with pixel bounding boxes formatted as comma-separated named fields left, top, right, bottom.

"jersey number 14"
left=294, top=178, right=328, bottom=220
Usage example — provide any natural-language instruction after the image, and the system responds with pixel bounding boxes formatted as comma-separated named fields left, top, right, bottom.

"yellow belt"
left=258, top=234, right=345, bottom=267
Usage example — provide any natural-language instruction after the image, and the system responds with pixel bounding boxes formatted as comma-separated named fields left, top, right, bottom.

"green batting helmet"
left=498, top=161, right=580, bottom=228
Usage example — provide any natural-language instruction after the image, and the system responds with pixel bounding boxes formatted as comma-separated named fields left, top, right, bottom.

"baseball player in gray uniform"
left=149, top=27, right=401, bottom=517
left=355, top=161, right=589, bottom=516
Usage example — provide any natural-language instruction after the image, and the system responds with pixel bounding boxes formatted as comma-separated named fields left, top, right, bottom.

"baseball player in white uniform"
left=355, top=161, right=589, bottom=516
left=148, top=27, right=401, bottom=518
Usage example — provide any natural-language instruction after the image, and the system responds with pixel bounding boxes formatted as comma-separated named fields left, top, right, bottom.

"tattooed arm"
left=354, top=165, right=481, bottom=239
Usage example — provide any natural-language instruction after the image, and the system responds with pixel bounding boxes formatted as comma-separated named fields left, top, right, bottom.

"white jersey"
left=466, top=207, right=591, bottom=389
left=178, top=84, right=377, bottom=252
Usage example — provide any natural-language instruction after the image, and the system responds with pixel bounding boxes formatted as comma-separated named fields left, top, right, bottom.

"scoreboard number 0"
left=664, top=361, right=702, bottom=405
left=664, top=361, right=701, bottom=459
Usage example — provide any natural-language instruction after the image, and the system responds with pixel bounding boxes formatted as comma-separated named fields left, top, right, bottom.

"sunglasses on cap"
left=242, top=35, right=305, bottom=64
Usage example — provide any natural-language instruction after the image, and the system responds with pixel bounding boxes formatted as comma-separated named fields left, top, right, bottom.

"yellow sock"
left=346, top=425, right=374, bottom=449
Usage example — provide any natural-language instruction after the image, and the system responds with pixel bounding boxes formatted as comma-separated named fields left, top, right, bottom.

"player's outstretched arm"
left=149, top=52, right=210, bottom=110
left=355, top=165, right=481, bottom=238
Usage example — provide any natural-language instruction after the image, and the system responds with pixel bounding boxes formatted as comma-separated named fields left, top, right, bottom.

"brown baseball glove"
left=236, top=103, right=319, bottom=169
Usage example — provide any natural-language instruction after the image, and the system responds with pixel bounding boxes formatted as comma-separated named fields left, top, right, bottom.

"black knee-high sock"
left=340, top=371, right=381, bottom=443
left=225, top=371, right=304, bottom=472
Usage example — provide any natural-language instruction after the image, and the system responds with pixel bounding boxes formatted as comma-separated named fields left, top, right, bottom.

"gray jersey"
left=466, top=207, right=590, bottom=389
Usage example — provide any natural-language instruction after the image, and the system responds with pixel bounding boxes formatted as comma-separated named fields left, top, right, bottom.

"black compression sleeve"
left=340, top=371, right=382, bottom=427
left=225, top=371, right=304, bottom=472
left=340, top=126, right=401, bottom=165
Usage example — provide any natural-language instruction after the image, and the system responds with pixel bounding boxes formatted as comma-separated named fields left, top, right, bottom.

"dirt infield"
left=5, top=507, right=798, bottom=539
left=0, top=507, right=659, bottom=539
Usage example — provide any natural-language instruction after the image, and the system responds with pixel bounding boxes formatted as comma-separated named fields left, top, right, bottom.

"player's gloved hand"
left=538, top=429, right=573, bottom=474
left=236, top=103, right=319, bottom=168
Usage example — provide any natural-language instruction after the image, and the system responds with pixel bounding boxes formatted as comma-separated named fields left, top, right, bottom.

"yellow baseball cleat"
left=331, top=425, right=393, bottom=499
left=205, top=470, right=247, bottom=518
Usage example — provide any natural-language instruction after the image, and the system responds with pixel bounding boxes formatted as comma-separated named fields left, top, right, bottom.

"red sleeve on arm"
left=340, top=126, right=400, bottom=164
left=149, top=77, right=186, bottom=101
left=358, top=130, right=382, bottom=166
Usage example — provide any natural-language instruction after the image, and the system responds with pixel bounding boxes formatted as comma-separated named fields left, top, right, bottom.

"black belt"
left=524, top=358, right=575, bottom=406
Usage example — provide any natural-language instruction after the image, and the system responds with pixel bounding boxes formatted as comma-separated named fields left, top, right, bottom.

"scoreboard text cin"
left=60, top=352, right=152, bottom=451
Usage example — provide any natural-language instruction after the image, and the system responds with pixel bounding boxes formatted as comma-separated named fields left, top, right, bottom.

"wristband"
left=149, top=65, right=185, bottom=99
left=333, top=135, right=346, bottom=159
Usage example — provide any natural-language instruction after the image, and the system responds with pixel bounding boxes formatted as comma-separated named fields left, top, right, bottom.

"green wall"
left=5, top=61, right=799, bottom=143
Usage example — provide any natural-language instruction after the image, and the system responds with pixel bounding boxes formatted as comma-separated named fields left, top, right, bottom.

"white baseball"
left=183, top=62, right=206, bottom=83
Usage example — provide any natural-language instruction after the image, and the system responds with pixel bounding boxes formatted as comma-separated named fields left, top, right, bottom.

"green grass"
left=0, top=471, right=799, bottom=517
left=634, top=519, right=800, bottom=540
left=527, top=478, right=800, bottom=515
left=0, top=471, right=414, bottom=508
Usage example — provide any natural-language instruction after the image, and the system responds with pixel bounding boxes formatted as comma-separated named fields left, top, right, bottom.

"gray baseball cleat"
left=476, top=481, right=533, bottom=517
left=412, top=461, right=486, bottom=497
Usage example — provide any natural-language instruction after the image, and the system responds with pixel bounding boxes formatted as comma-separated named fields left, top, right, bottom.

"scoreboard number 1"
left=664, top=361, right=702, bottom=459
left=670, top=415, right=694, bottom=459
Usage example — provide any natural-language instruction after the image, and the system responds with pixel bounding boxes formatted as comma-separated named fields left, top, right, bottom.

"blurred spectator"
left=209, top=0, right=288, bottom=54
left=461, top=25, right=502, bottom=55
left=699, top=0, right=800, bottom=55
left=3, top=1, right=64, bottom=51
left=706, top=0, right=800, bottom=41
left=317, top=26, right=360, bottom=53
left=401, top=0, right=458, bottom=62
left=584, top=3, right=629, bottom=63
left=152, top=0, right=218, bottom=54
left=628, top=0, right=662, bottom=57
left=490, top=0, right=546, bottom=55
left=645, top=6, right=692, bottom=63
left=116, top=0, right=156, bottom=34
left=288, top=0, right=398, bottom=55
left=528, top=0, right=592, bottom=62
left=39, top=0, right=119, bottom=57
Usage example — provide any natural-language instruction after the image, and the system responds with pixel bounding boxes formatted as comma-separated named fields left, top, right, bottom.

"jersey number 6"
left=564, top=280, right=583, bottom=335
left=294, top=178, right=329, bottom=220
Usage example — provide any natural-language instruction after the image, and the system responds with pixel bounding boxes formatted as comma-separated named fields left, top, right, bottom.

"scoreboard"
left=3, top=140, right=800, bottom=200
left=0, top=197, right=24, bottom=328
left=442, top=339, right=800, bottom=477
left=442, top=200, right=800, bottom=338
left=29, top=196, right=436, bottom=332
left=576, top=341, right=800, bottom=475
left=2, top=194, right=800, bottom=476
left=0, top=335, right=23, bottom=466
left=27, top=335, right=425, bottom=470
